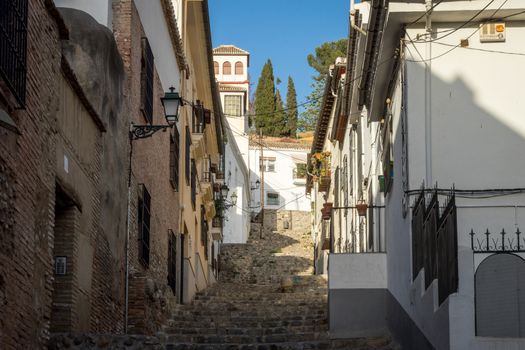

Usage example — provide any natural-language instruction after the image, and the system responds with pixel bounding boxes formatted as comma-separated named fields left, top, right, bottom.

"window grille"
left=185, top=126, right=190, bottom=184
left=201, top=205, right=208, bottom=260
left=192, top=101, right=205, bottom=133
left=138, top=184, right=151, bottom=267
left=437, top=195, right=458, bottom=304
left=191, top=159, right=197, bottom=209
left=224, top=95, right=242, bottom=117
left=170, top=127, right=180, bottom=190
left=423, top=192, right=439, bottom=289
left=411, top=190, right=425, bottom=280
left=140, top=37, right=154, bottom=124
left=0, top=0, right=28, bottom=107
left=54, top=256, right=67, bottom=275
left=266, top=192, right=279, bottom=206
left=167, top=230, right=176, bottom=294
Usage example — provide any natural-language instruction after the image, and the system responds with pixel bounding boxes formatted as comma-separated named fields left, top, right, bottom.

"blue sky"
left=208, top=0, right=350, bottom=112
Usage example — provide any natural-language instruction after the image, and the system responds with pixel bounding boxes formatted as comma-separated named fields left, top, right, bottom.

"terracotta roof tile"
left=213, top=45, right=249, bottom=55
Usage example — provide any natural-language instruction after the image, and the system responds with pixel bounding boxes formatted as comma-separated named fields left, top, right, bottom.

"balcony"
left=191, top=103, right=206, bottom=145
left=312, top=152, right=331, bottom=192
left=210, top=216, right=222, bottom=240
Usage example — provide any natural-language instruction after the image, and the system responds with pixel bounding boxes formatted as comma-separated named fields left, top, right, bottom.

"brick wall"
left=0, top=0, right=62, bottom=348
left=113, top=0, right=180, bottom=334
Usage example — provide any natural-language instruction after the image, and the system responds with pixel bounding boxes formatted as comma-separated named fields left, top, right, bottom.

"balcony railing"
left=192, top=102, right=206, bottom=134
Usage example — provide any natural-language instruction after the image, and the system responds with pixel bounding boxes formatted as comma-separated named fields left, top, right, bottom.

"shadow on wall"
left=384, top=57, right=525, bottom=350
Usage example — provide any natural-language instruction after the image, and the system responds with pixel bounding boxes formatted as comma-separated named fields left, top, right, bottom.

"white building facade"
left=213, top=45, right=251, bottom=243
left=250, top=137, right=311, bottom=213
left=309, top=1, right=525, bottom=349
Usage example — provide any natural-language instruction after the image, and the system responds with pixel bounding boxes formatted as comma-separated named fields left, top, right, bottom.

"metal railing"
left=0, top=0, right=28, bottom=107
left=469, top=227, right=524, bottom=253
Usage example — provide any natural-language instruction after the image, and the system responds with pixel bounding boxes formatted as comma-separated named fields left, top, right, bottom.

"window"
left=235, top=61, right=243, bottom=75
left=191, top=159, right=197, bottom=209
left=0, top=0, right=28, bottom=107
left=201, top=205, right=208, bottom=260
left=262, top=157, right=276, bottom=172
left=294, top=163, right=307, bottom=179
left=185, top=126, right=190, bottom=184
left=224, top=95, right=242, bottom=117
left=170, top=127, right=180, bottom=190
left=167, top=230, right=176, bottom=295
left=223, top=61, right=231, bottom=75
left=343, top=156, right=348, bottom=214
left=213, top=61, right=219, bottom=75
left=138, top=184, right=151, bottom=267
left=140, top=37, right=154, bottom=123
left=266, top=192, right=279, bottom=206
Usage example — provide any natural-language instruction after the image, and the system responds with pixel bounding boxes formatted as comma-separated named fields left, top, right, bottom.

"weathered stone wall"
left=112, top=0, right=180, bottom=334
left=0, top=1, right=63, bottom=349
left=261, top=209, right=311, bottom=237
left=58, top=7, right=128, bottom=334
left=48, top=334, right=163, bottom=350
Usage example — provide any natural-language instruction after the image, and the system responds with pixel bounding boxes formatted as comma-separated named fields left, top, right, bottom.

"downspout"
left=124, top=128, right=133, bottom=333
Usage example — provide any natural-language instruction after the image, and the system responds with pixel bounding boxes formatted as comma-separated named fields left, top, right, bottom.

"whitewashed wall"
left=249, top=147, right=310, bottom=212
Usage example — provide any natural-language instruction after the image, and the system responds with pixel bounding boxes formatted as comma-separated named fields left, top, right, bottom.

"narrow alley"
left=51, top=216, right=399, bottom=349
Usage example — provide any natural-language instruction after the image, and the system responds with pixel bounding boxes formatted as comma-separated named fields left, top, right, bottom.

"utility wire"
left=405, top=0, right=510, bottom=63
left=412, top=0, right=498, bottom=43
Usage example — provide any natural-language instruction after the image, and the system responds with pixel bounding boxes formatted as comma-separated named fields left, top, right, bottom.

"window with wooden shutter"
left=223, top=61, right=231, bottom=75
left=138, top=184, right=151, bottom=267
left=185, top=126, right=191, bottom=184
left=140, top=37, right=154, bottom=124
left=0, top=0, right=28, bottom=107
left=235, top=61, right=243, bottom=75
left=170, top=127, right=180, bottom=191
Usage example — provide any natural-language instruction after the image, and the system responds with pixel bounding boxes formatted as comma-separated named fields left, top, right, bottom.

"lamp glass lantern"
left=220, top=184, right=229, bottom=199
left=161, top=86, right=183, bottom=125
left=230, top=192, right=238, bottom=206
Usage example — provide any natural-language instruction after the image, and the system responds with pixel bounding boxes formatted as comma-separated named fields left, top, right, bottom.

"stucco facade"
left=309, top=1, right=525, bottom=349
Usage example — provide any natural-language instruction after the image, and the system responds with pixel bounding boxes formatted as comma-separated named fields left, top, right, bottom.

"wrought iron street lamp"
left=220, top=184, right=237, bottom=209
left=130, top=87, right=183, bottom=140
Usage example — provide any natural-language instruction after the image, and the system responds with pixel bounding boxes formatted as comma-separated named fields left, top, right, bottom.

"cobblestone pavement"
left=49, top=220, right=401, bottom=349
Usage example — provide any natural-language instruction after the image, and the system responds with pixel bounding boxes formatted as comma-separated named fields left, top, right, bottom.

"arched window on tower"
left=235, top=61, right=243, bottom=75
left=214, top=61, right=219, bottom=75
left=223, top=62, right=231, bottom=75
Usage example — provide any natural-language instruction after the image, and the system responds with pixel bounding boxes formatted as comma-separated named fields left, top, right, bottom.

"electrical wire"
left=405, top=0, right=514, bottom=63
left=406, top=0, right=445, bottom=26
left=412, top=0, right=498, bottom=43
left=181, top=53, right=398, bottom=121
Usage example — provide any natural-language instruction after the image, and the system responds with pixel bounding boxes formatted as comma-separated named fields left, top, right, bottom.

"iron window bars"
left=0, top=0, right=28, bottom=107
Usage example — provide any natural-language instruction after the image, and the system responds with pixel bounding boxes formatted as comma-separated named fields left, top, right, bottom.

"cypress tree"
left=254, top=59, right=276, bottom=134
left=286, top=76, right=298, bottom=137
left=274, top=89, right=286, bottom=136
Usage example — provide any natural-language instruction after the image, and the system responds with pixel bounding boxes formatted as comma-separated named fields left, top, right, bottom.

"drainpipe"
left=425, top=0, right=433, bottom=185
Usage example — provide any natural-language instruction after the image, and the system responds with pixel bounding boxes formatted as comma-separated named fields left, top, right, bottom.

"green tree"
left=286, top=76, right=298, bottom=137
left=274, top=89, right=287, bottom=136
left=254, top=59, right=276, bottom=134
left=300, top=39, right=347, bottom=131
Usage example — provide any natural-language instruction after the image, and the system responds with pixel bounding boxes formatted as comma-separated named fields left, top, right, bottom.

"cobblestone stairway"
left=159, top=222, right=400, bottom=350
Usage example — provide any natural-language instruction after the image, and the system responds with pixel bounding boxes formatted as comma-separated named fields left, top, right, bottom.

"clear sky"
left=208, top=0, right=350, bottom=113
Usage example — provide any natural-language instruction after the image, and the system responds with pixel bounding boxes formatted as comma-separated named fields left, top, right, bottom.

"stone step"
left=164, top=337, right=398, bottom=350
left=165, top=318, right=328, bottom=330
left=165, top=332, right=327, bottom=344
left=163, top=325, right=327, bottom=337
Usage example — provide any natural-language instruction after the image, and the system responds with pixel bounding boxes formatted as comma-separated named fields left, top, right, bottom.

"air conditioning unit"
left=479, top=22, right=505, bottom=43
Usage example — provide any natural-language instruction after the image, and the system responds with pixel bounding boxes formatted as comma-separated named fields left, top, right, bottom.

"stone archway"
left=475, top=253, right=525, bottom=337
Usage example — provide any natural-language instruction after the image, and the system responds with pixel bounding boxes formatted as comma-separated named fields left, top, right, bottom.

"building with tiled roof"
left=213, top=44, right=250, bottom=56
